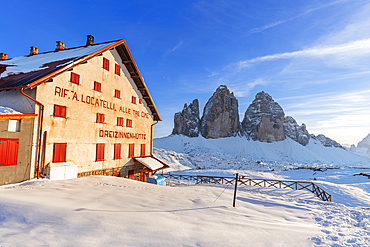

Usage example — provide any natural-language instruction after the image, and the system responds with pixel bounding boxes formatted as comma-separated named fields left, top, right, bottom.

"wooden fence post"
left=233, top=173, right=238, bottom=207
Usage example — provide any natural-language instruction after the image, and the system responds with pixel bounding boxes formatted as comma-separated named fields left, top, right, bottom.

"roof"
left=133, top=156, right=170, bottom=171
left=0, top=39, right=161, bottom=121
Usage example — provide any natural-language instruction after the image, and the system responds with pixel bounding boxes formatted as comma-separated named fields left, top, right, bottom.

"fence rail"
left=164, top=174, right=331, bottom=202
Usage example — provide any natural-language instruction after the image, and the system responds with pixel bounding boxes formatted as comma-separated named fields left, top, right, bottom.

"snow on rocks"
left=172, top=99, right=200, bottom=137
left=284, top=116, right=310, bottom=146
left=350, top=133, right=370, bottom=158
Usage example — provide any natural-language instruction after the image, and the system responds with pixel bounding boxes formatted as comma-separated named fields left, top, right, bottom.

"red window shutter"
left=114, top=143, right=121, bottom=160
left=115, top=89, right=121, bottom=99
left=103, top=58, right=109, bottom=71
left=126, top=119, right=132, bottom=128
left=0, top=139, right=19, bottom=166
left=94, top=81, right=101, bottom=92
left=96, top=144, right=105, bottom=161
left=140, top=144, right=145, bottom=157
left=96, top=113, right=105, bottom=123
left=139, top=99, right=142, bottom=104
left=128, top=144, right=134, bottom=158
left=115, top=64, right=120, bottom=75
left=71, top=72, right=80, bottom=84
left=131, top=96, right=136, bottom=104
left=54, top=105, right=66, bottom=118
left=53, top=143, right=67, bottom=163
left=117, top=117, right=124, bottom=126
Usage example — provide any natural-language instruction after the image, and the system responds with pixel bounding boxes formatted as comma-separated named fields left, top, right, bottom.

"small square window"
left=103, top=58, right=109, bottom=71
left=131, top=96, right=136, bottom=104
left=70, top=72, right=80, bottom=85
left=115, top=64, right=120, bottom=76
left=114, top=143, right=121, bottom=160
left=117, top=117, right=124, bottom=126
left=54, top=105, right=66, bottom=118
left=126, top=119, right=132, bottom=128
left=96, top=143, right=105, bottom=161
left=115, top=89, right=121, bottom=99
left=8, top=120, right=20, bottom=132
left=94, top=81, right=101, bottom=92
left=96, top=113, right=105, bottom=123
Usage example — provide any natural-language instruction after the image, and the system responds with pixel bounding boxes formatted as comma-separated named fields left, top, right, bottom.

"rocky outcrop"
left=349, top=133, right=370, bottom=157
left=200, top=85, right=240, bottom=138
left=284, top=116, right=310, bottom=146
left=311, top=134, right=343, bottom=148
left=241, top=91, right=285, bottom=142
left=172, top=99, right=200, bottom=137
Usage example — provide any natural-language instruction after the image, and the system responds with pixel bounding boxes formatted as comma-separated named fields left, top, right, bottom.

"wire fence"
left=164, top=173, right=331, bottom=202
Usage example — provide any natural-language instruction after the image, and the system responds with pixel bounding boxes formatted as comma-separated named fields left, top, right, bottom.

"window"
left=94, top=81, right=101, bottom=92
left=117, top=117, right=124, bottom=127
left=70, top=72, right=80, bottom=85
left=8, top=120, right=20, bottom=132
left=103, top=58, right=109, bottom=71
left=54, top=105, right=66, bottom=118
left=0, top=138, right=19, bottom=166
left=139, top=99, right=142, bottom=104
left=53, top=143, right=67, bottom=163
left=131, top=96, right=136, bottom=104
left=126, top=119, right=132, bottom=128
left=96, top=144, right=105, bottom=161
left=115, top=89, right=121, bottom=99
left=115, top=63, right=120, bottom=75
left=96, top=113, right=105, bottom=123
left=128, top=169, right=134, bottom=178
left=140, top=144, right=146, bottom=157
left=128, top=144, right=135, bottom=158
left=114, top=143, right=121, bottom=160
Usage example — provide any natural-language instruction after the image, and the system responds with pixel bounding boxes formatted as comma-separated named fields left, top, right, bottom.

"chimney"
left=30, top=46, right=39, bottom=55
left=0, top=53, right=8, bottom=60
left=86, top=35, right=95, bottom=46
left=56, top=41, right=65, bottom=51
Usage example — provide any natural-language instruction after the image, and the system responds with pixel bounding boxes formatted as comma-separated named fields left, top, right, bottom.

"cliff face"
left=241, top=91, right=285, bottom=142
left=200, top=85, right=240, bottom=138
left=284, top=116, right=310, bottom=146
left=172, top=99, right=200, bottom=137
left=171, top=86, right=344, bottom=149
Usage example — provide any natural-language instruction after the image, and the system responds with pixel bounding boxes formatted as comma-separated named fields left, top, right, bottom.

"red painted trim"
left=0, top=114, right=37, bottom=119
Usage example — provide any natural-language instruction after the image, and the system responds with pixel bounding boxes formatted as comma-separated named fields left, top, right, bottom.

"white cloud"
left=231, top=78, right=268, bottom=97
left=162, top=40, right=183, bottom=57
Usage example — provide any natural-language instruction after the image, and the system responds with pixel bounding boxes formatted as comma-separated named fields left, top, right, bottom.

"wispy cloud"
left=237, top=38, right=370, bottom=68
left=162, top=39, right=183, bottom=57
left=247, top=0, right=353, bottom=35
left=231, top=78, right=268, bottom=97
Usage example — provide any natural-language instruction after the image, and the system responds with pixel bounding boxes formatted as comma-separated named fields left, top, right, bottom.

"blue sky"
left=1, top=0, right=370, bottom=146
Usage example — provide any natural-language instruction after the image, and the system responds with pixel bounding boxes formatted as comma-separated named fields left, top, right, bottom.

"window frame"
left=54, top=104, right=67, bottom=118
left=114, top=89, right=121, bottom=99
left=0, top=138, right=19, bottom=166
left=96, top=113, right=105, bottom=123
left=94, top=81, right=101, bottom=92
left=70, top=72, right=80, bottom=85
left=103, top=58, right=109, bottom=71
left=117, top=117, right=124, bottom=127
left=131, top=96, right=136, bottom=104
left=128, top=143, right=135, bottom=158
left=114, top=143, right=121, bottom=160
left=115, top=63, right=121, bottom=76
left=53, top=143, right=67, bottom=163
left=96, top=143, right=105, bottom=161
left=126, top=119, right=132, bottom=128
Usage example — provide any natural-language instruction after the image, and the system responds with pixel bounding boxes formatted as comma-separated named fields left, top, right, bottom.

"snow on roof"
left=0, top=41, right=116, bottom=79
left=134, top=157, right=169, bottom=171
left=0, top=106, right=22, bottom=115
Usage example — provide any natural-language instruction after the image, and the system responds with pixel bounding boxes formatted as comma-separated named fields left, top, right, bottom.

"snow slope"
left=154, top=135, right=370, bottom=167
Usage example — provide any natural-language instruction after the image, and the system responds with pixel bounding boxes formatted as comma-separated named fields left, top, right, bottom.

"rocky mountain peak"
left=241, top=91, right=285, bottom=142
left=200, top=85, right=240, bottom=138
left=172, top=99, right=200, bottom=137
left=283, top=116, right=310, bottom=146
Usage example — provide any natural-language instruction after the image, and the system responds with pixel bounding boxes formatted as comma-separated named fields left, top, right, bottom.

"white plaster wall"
left=35, top=48, right=155, bottom=173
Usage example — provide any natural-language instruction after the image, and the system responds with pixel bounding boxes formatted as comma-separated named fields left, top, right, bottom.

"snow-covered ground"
left=1, top=135, right=370, bottom=246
